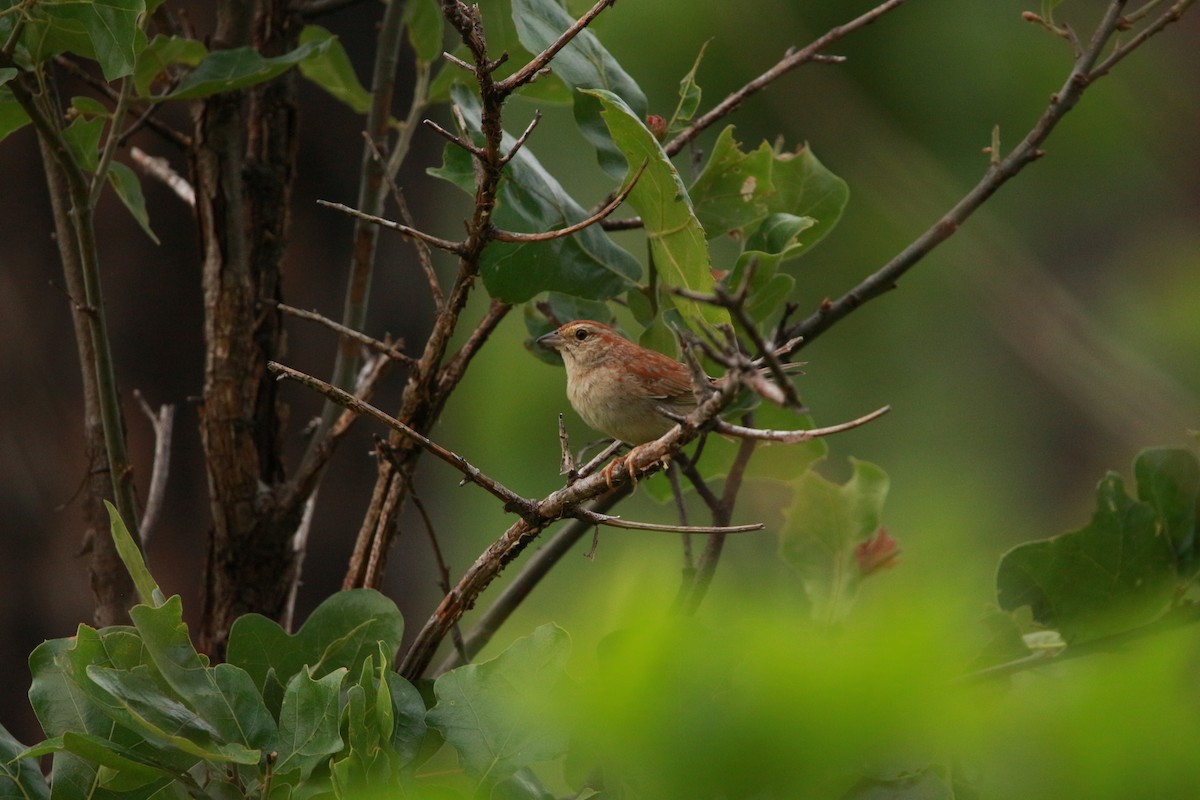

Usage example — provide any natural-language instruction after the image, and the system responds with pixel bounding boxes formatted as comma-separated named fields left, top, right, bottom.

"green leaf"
left=133, top=34, right=207, bottom=97
left=108, top=162, right=159, bottom=244
left=297, top=25, right=371, bottom=114
left=511, top=0, right=647, bottom=179
left=386, top=671, right=428, bottom=768
left=583, top=88, right=730, bottom=331
left=227, top=588, right=404, bottom=693
left=0, top=67, right=16, bottom=86
left=1134, top=447, right=1199, bottom=576
left=0, top=86, right=32, bottom=147
left=275, top=667, right=347, bottom=779
left=165, top=38, right=330, bottom=100
left=690, top=127, right=848, bottom=259
left=82, top=664, right=259, bottom=764
left=427, top=624, right=571, bottom=788
left=779, top=459, right=890, bottom=622
left=431, top=86, right=641, bottom=303
left=996, top=472, right=1178, bottom=642
left=404, top=0, right=444, bottom=63
left=0, top=722, right=50, bottom=800
left=104, top=501, right=162, bottom=607
left=667, top=42, right=708, bottom=136
left=20, top=0, right=145, bottom=80
left=62, top=114, right=104, bottom=173
left=60, top=731, right=170, bottom=791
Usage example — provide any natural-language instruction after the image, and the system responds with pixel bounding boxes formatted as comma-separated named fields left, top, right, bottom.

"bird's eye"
left=574, top=328, right=589, bottom=341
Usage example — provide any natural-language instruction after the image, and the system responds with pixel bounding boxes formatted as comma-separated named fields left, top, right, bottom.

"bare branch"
left=1089, top=0, right=1195, bottom=77
left=423, top=117, right=483, bottom=156
left=495, top=0, right=617, bottom=96
left=129, top=147, right=195, bottom=207
left=274, top=302, right=414, bottom=363
left=573, top=508, right=764, bottom=534
left=361, top=131, right=445, bottom=311
left=782, top=0, right=1181, bottom=352
left=558, top=414, right=576, bottom=476
left=664, top=0, right=907, bottom=155
left=133, top=390, right=175, bottom=544
left=410, top=490, right=468, bottom=665
left=270, top=361, right=539, bottom=517
left=499, top=111, right=542, bottom=166
left=318, top=200, right=466, bottom=254
left=700, top=405, right=891, bottom=442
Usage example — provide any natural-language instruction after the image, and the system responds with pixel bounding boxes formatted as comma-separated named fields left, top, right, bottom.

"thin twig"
left=89, top=76, right=135, bottom=207
left=491, top=161, right=645, bottom=243
left=423, top=116, right=483, bottom=155
left=271, top=361, right=539, bottom=516
left=495, top=0, right=617, bottom=96
left=675, top=405, right=891, bottom=442
left=558, top=414, right=576, bottom=477
left=783, top=0, right=1189, bottom=352
left=362, top=130, right=445, bottom=311
left=410, top=490, right=468, bottom=665
left=317, top=200, right=465, bottom=254
left=129, top=147, right=196, bottom=207
left=499, top=111, right=542, bottom=166
left=282, top=491, right=318, bottom=632
left=572, top=508, right=763, bottom=534
left=133, top=390, right=175, bottom=545
left=273, top=301, right=414, bottom=363
left=664, top=0, right=907, bottom=156
left=1089, top=0, right=1194, bottom=77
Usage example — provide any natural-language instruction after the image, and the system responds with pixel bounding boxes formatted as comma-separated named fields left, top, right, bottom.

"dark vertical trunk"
left=193, top=0, right=303, bottom=655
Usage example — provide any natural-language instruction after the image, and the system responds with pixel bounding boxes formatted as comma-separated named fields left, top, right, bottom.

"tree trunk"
left=194, top=0, right=303, bottom=655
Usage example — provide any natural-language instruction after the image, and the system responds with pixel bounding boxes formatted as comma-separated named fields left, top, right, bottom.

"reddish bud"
left=645, top=114, right=668, bottom=141
left=855, top=528, right=900, bottom=578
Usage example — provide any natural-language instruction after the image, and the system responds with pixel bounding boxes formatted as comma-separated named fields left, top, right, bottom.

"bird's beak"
left=536, top=330, right=563, bottom=350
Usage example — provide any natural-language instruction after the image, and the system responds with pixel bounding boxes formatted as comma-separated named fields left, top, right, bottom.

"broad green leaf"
left=62, top=114, right=104, bottom=173
left=226, top=588, right=404, bottom=693
left=1134, top=447, right=1199, bottom=576
left=20, top=0, right=145, bottom=80
left=427, top=624, right=571, bottom=787
left=0, top=67, right=15, bottom=86
left=691, top=126, right=847, bottom=262
left=133, top=34, right=207, bottom=97
left=165, top=38, right=330, bottom=100
left=297, top=25, right=371, bottom=114
left=60, top=731, right=169, bottom=791
left=130, top=598, right=276, bottom=751
left=583, top=88, right=729, bottom=331
left=82, top=664, right=259, bottom=764
left=511, top=0, right=647, bottom=179
left=386, top=672, right=428, bottom=767
left=779, top=459, right=890, bottom=622
left=108, top=162, right=159, bottom=244
left=0, top=87, right=32, bottom=146
left=723, top=214, right=813, bottom=322
left=404, top=0, right=443, bottom=63
left=997, top=472, right=1178, bottom=642
left=0, top=722, right=50, bottom=800
left=275, top=667, right=346, bottom=779
left=103, top=502, right=162, bottom=607
left=431, top=86, right=640, bottom=303
left=70, top=94, right=110, bottom=116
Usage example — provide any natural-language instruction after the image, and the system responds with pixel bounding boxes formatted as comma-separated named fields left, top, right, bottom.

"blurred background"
left=1, top=0, right=1197, bottom=750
